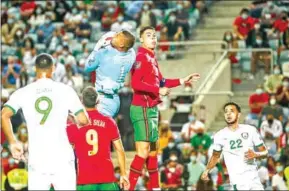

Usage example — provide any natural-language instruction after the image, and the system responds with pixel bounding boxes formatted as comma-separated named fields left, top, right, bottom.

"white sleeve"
left=252, top=127, right=265, bottom=147
left=66, top=86, right=85, bottom=115
left=181, top=124, right=188, bottom=134
left=4, top=89, right=22, bottom=115
left=273, top=121, right=283, bottom=138
left=212, top=133, right=223, bottom=152
left=259, top=122, right=266, bottom=138
left=272, top=175, right=278, bottom=188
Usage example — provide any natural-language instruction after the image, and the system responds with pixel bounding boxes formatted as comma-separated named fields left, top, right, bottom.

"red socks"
left=129, top=155, right=145, bottom=190
left=146, top=156, right=160, bottom=190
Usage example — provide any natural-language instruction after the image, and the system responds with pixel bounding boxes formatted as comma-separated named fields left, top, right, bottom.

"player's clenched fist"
left=201, top=169, right=210, bottom=182
left=159, top=87, right=170, bottom=96
left=245, top=149, right=257, bottom=160
left=120, top=176, right=130, bottom=190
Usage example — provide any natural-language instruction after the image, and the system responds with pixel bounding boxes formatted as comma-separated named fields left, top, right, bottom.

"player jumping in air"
left=85, top=30, right=136, bottom=118
left=201, top=102, right=268, bottom=190
left=67, top=86, right=129, bottom=191
left=1, top=53, right=89, bottom=190
left=128, top=26, right=201, bottom=190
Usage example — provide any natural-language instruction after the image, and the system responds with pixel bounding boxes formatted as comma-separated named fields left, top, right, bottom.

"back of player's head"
left=139, top=26, right=155, bottom=38
left=121, top=30, right=135, bottom=50
left=223, top=102, right=241, bottom=113
left=82, top=86, right=98, bottom=108
left=35, top=53, right=54, bottom=69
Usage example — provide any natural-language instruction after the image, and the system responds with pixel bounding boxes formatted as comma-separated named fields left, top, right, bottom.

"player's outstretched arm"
left=113, top=139, right=130, bottom=190
left=201, top=150, right=221, bottom=182
left=1, top=107, right=25, bottom=161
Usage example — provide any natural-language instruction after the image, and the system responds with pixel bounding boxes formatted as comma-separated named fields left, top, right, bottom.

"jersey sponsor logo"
left=241, top=132, right=249, bottom=139
left=134, top=61, right=141, bottom=69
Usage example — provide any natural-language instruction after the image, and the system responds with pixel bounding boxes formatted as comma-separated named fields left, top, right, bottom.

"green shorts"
left=77, top=183, right=119, bottom=191
left=130, top=105, right=159, bottom=142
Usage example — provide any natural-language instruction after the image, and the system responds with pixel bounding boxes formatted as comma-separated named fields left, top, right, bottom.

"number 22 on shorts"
left=86, top=129, right=98, bottom=156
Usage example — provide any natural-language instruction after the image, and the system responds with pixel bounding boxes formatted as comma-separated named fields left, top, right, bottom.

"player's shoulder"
left=239, top=124, right=258, bottom=133
left=214, top=128, right=226, bottom=138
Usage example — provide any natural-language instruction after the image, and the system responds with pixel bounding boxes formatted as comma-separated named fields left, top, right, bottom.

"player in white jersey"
left=1, top=53, right=89, bottom=190
left=201, top=102, right=268, bottom=190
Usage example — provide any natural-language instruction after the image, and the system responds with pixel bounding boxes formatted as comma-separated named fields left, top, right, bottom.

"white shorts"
left=28, top=161, right=76, bottom=190
left=231, top=170, right=264, bottom=190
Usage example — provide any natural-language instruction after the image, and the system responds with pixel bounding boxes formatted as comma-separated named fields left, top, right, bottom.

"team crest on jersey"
left=241, top=132, right=249, bottom=139
left=134, top=61, right=141, bottom=69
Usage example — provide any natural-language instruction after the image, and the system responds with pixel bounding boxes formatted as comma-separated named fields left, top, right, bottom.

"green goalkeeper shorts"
left=77, top=183, right=119, bottom=191
left=130, top=105, right=159, bottom=142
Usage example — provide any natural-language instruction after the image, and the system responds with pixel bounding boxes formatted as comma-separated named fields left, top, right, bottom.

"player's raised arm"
left=84, top=50, right=101, bottom=73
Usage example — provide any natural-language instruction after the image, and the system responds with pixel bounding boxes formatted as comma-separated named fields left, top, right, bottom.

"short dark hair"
left=282, top=76, right=289, bottom=82
left=35, top=53, right=54, bottom=69
left=122, top=30, right=135, bottom=50
left=223, top=102, right=241, bottom=113
left=139, top=26, right=155, bottom=37
left=82, top=86, right=98, bottom=108
left=240, top=8, right=249, bottom=14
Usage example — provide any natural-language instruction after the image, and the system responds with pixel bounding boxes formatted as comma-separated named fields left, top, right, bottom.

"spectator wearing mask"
left=190, top=126, right=211, bottom=153
left=269, top=11, right=289, bottom=38
left=261, top=95, right=283, bottom=122
left=61, top=45, right=78, bottom=75
left=163, top=11, right=183, bottom=41
left=160, top=156, right=183, bottom=190
left=181, top=113, right=205, bottom=142
left=187, top=150, right=206, bottom=189
left=111, top=14, right=132, bottom=32
left=21, top=37, right=36, bottom=77
left=276, top=76, right=289, bottom=119
left=175, top=3, right=190, bottom=40
left=264, top=65, right=284, bottom=94
left=246, top=21, right=268, bottom=47
left=162, top=139, right=181, bottom=163
left=2, top=56, right=21, bottom=89
left=246, top=85, right=269, bottom=124
left=136, top=3, right=157, bottom=29
left=54, top=0, right=70, bottom=22
left=250, top=34, right=271, bottom=79
left=14, top=28, right=25, bottom=47
left=222, top=31, right=238, bottom=64
left=52, top=52, right=66, bottom=83
left=272, top=162, right=288, bottom=191
left=28, top=5, right=45, bottom=32
left=1, top=15, right=20, bottom=45
left=101, top=5, right=119, bottom=32
left=233, top=8, right=255, bottom=40
left=47, top=28, right=62, bottom=53
left=158, top=121, right=174, bottom=154
left=37, top=14, right=55, bottom=44
left=75, top=15, right=92, bottom=41
left=261, top=1, right=281, bottom=29
left=64, top=6, right=82, bottom=32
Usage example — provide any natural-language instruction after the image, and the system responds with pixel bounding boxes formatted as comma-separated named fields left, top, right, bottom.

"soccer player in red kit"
left=67, top=86, right=129, bottom=191
left=128, top=26, right=201, bottom=190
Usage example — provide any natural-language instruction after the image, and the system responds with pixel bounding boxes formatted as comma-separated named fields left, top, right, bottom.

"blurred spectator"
left=246, top=21, right=268, bottom=47
left=233, top=8, right=255, bottom=40
left=267, top=156, right=277, bottom=179
left=1, top=15, right=20, bottom=45
left=28, top=5, right=45, bottom=32
left=111, top=14, right=132, bottom=32
left=272, top=162, right=288, bottom=191
left=250, top=34, right=271, bottom=79
left=276, top=76, right=289, bottom=119
left=5, top=161, right=28, bottom=191
left=14, top=28, right=25, bottom=47
left=21, top=37, right=36, bottom=77
left=64, top=6, right=82, bottom=32
left=261, top=1, right=281, bottom=29
left=114, top=166, right=121, bottom=184
left=76, top=15, right=92, bottom=41
left=20, top=0, right=36, bottom=18
left=190, top=126, right=211, bottom=153
left=269, top=11, right=289, bottom=38
left=260, top=114, right=283, bottom=140
left=264, top=65, right=284, bottom=94
left=136, top=3, right=157, bottom=29
left=257, top=159, right=270, bottom=189
left=60, top=45, right=78, bottom=74
left=54, top=0, right=70, bottom=22
left=175, top=3, right=190, bottom=40
left=52, top=52, right=66, bottom=83
left=37, top=14, right=55, bottom=44
left=47, top=28, right=63, bottom=53
left=158, top=121, right=174, bottom=154
left=163, top=11, right=183, bottom=41
left=222, top=31, right=238, bottom=64
left=187, top=150, right=206, bottom=189
left=246, top=85, right=269, bottom=125
left=1, top=3, right=8, bottom=25
left=181, top=113, right=205, bottom=142
left=2, top=56, right=21, bottom=89
left=196, top=174, right=214, bottom=191
left=101, top=5, right=119, bottom=31
left=124, top=1, right=144, bottom=20
left=162, top=139, right=182, bottom=163
left=160, top=158, right=183, bottom=190
left=261, top=95, right=283, bottom=121
left=278, top=120, right=289, bottom=152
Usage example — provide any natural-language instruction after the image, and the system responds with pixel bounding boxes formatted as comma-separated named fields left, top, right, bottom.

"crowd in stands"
left=1, top=0, right=214, bottom=190
left=222, top=1, right=289, bottom=190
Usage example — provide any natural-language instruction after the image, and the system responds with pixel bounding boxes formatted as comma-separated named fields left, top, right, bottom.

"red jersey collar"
left=138, top=46, right=155, bottom=57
